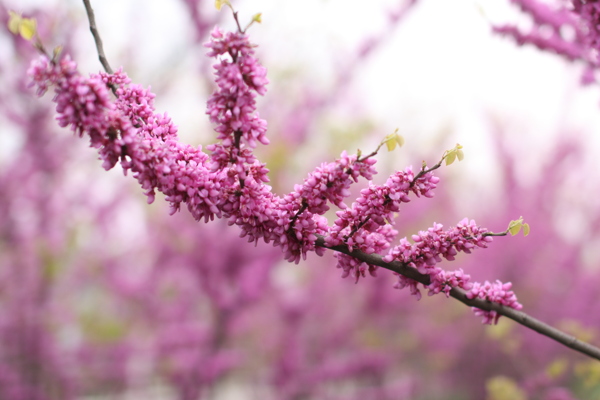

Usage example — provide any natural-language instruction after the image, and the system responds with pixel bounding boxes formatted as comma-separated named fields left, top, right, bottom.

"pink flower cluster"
left=27, top=55, right=113, bottom=136
left=384, top=218, right=519, bottom=322
left=294, top=151, right=377, bottom=214
left=28, top=25, right=522, bottom=324
left=384, top=219, right=492, bottom=274
left=334, top=224, right=398, bottom=282
left=467, top=280, right=523, bottom=324
left=328, top=168, right=439, bottom=249
left=495, top=0, right=600, bottom=84
left=205, top=28, right=269, bottom=173
left=325, top=167, right=439, bottom=281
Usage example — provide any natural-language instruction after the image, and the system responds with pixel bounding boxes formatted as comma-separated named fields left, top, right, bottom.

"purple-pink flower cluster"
left=205, top=28, right=268, bottom=173
left=467, top=280, right=523, bottom=324
left=383, top=218, right=521, bottom=319
left=384, top=219, right=492, bottom=274
left=323, top=167, right=439, bottom=282
left=294, top=151, right=377, bottom=214
left=327, top=167, right=439, bottom=250
left=27, top=23, right=522, bottom=324
left=334, top=224, right=398, bottom=283
left=495, top=0, right=600, bottom=84
left=27, top=55, right=113, bottom=136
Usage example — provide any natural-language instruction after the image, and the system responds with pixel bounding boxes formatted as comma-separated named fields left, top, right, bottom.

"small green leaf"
left=7, top=12, right=36, bottom=40
left=446, top=153, right=456, bottom=166
left=215, top=0, right=230, bottom=10
left=8, top=11, right=21, bottom=34
left=252, top=13, right=262, bottom=23
left=385, top=137, right=397, bottom=151
left=396, top=133, right=405, bottom=147
left=508, top=223, right=522, bottom=236
left=507, top=217, right=529, bottom=236
left=444, top=143, right=464, bottom=166
left=383, top=129, right=404, bottom=152
left=19, top=18, right=36, bottom=40
left=52, top=45, right=63, bottom=61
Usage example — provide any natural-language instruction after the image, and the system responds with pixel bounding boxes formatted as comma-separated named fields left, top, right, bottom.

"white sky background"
left=8, top=0, right=600, bottom=215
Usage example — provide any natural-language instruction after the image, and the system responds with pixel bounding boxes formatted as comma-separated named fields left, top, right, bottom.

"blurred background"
left=2, top=0, right=600, bottom=399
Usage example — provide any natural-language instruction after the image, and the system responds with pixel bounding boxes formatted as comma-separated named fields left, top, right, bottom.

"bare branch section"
left=315, top=235, right=600, bottom=361
left=82, top=0, right=113, bottom=74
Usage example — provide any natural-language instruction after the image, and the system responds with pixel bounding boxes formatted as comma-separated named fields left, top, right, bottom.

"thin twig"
left=357, top=142, right=385, bottom=162
left=315, top=234, right=600, bottom=361
left=411, top=159, right=443, bottom=187
left=82, top=0, right=113, bottom=75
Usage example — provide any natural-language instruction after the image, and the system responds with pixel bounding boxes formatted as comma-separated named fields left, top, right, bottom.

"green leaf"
left=382, top=129, right=404, bottom=152
left=445, top=152, right=456, bottom=166
left=445, top=143, right=464, bottom=166
left=7, top=12, right=36, bottom=40
left=507, top=217, right=529, bottom=236
left=19, top=18, right=36, bottom=40
left=8, top=11, right=21, bottom=34
left=252, top=13, right=262, bottom=23
left=385, top=137, right=397, bottom=151
left=508, top=222, right=521, bottom=236
left=215, top=0, right=230, bottom=10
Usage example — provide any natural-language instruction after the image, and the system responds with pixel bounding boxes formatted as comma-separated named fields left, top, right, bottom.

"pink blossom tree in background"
left=2, top=0, right=600, bottom=399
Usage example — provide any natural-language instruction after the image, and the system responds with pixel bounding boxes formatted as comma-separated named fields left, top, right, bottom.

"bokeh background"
left=2, top=0, right=600, bottom=399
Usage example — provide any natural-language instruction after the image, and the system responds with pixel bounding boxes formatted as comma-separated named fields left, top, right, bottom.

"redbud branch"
left=461, top=231, right=507, bottom=241
left=81, top=0, right=119, bottom=97
left=82, top=0, right=113, bottom=75
left=224, top=5, right=257, bottom=34
left=227, top=7, right=244, bottom=34
left=482, top=231, right=508, bottom=237
left=411, top=159, right=443, bottom=187
left=232, top=130, right=246, bottom=188
left=288, top=201, right=309, bottom=232
left=33, top=38, right=50, bottom=59
left=357, top=143, right=385, bottom=162
left=344, top=215, right=375, bottom=242
left=315, top=234, right=600, bottom=361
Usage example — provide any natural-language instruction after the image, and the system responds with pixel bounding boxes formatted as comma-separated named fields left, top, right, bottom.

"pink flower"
left=466, top=280, right=523, bottom=325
